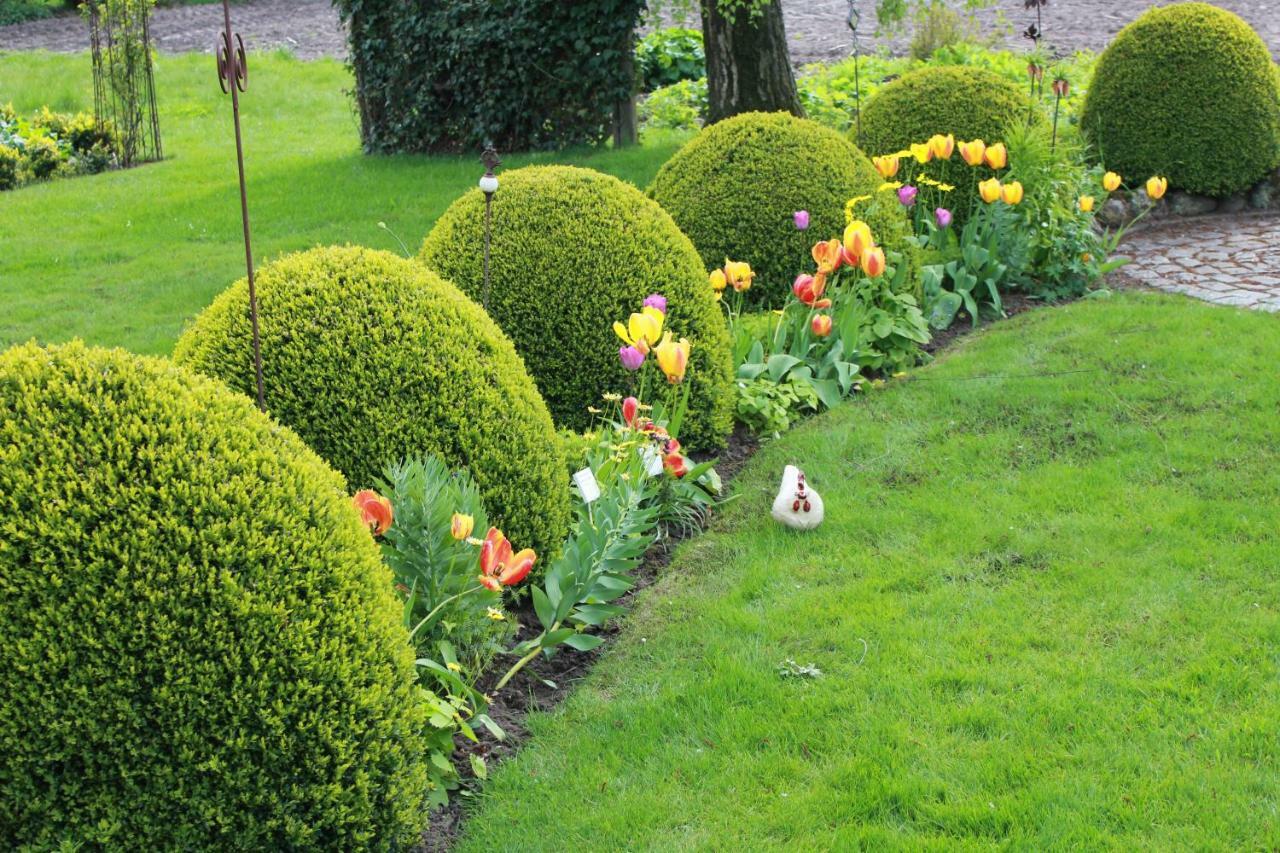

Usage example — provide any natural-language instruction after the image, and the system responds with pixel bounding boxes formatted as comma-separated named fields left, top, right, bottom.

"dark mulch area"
left=414, top=290, right=1079, bottom=850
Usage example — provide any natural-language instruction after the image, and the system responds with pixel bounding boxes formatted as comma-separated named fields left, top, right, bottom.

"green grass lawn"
left=457, top=293, right=1280, bottom=850
left=0, top=52, right=687, bottom=355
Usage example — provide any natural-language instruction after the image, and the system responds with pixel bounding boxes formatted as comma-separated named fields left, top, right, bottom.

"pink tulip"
left=619, top=346, right=645, bottom=371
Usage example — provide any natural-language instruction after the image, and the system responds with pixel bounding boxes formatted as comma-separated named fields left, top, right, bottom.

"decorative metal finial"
left=215, top=0, right=265, bottom=412
left=847, top=0, right=862, bottom=140
left=479, top=142, right=501, bottom=311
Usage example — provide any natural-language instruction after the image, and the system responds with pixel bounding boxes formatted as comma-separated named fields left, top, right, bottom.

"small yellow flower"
left=601, top=392, right=621, bottom=402
left=1078, top=195, right=1095, bottom=212
left=1103, top=171, right=1122, bottom=192
left=446, top=661, right=463, bottom=672
left=877, top=181, right=903, bottom=192
left=486, top=607, right=506, bottom=621
left=936, top=182, right=955, bottom=192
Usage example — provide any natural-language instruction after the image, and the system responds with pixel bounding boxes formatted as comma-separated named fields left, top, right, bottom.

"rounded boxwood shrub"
left=648, top=111, right=916, bottom=306
left=175, top=245, right=568, bottom=556
left=1081, top=2, right=1280, bottom=198
left=420, top=165, right=733, bottom=451
left=857, top=66, right=1033, bottom=220
left=0, top=341, right=429, bottom=849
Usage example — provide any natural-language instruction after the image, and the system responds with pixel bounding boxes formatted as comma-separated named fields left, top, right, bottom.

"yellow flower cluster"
left=1076, top=172, right=1167, bottom=216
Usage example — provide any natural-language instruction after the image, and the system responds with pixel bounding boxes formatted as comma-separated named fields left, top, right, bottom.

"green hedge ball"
left=420, top=164, right=734, bottom=451
left=175, top=245, right=569, bottom=557
left=0, top=341, right=430, bottom=848
left=1081, top=2, right=1280, bottom=198
left=649, top=110, right=917, bottom=305
left=857, top=65, right=1033, bottom=222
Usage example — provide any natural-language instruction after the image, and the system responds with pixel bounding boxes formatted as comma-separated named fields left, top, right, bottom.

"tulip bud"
left=935, top=207, right=953, bottom=229
left=1145, top=176, right=1168, bottom=201
left=897, top=185, right=918, bottom=207
left=984, top=142, right=1008, bottom=170
left=621, top=396, right=639, bottom=427
left=450, top=512, right=474, bottom=541
left=1103, top=171, right=1122, bottom=192
left=619, top=345, right=645, bottom=372
left=642, top=293, right=667, bottom=314
left=794, top=209, right=810, bottom=231
left=811, top=314, right=832, bottom=337
left=1078, top=195, right=1095, bottom=213
left=1000, top=181, right=1024, bottom=205
left=860, top=246, right=886, bottom=278
left=708, top=268, right=727, bottom=292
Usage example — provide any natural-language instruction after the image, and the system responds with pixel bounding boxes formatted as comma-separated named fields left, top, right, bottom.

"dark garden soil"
left=414, top=288, right=1080, bottom=850
left=3, top=1, right=1277, bottom=63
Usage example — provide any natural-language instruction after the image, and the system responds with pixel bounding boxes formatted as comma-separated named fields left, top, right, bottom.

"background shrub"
left=174, top=245, right=569, bottom=557
left=333, top=0, right=644, bottom=153
left=0, top=145, right=17, bottom=190
left=1080, top=2, right=1280, bottom=198
left=420, top=165, right=733, bottom=451
left=857, top=65, right=1033, bottom=219
left=636, top=27, right=705, bottom=92
left=0, top=341, right=429, bottom=849
left=648, top=111, right=917, bottom=306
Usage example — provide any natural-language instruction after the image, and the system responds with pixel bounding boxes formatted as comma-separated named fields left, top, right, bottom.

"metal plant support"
left=215, top=0, right=266, bottom=411
left=846, top=1, right=862, bottom=140
left=479, top=144, right=501, bottom=312
left=87, top=0, right=162, bottom=167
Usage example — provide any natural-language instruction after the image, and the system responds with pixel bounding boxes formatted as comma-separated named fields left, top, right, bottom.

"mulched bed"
left=415, top=289, right=1078, bottom=850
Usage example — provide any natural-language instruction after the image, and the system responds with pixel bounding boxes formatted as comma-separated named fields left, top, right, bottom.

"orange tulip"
left=959, top=138, right=987, bottom=167
left=860, top=246, right=886, bottom=278
left=478, top=526, right=536, bottom=590
left=811, top=314, right=833, bottom=337
left=1145, top=176, right=1168, bottom=200
left=928, top=133, right=955, bottom=160
left=842, top=219, right=874, bottom=260
left=1000, top=181, right=1024, bottom=205
left=978, top=177, right=1003, bottom=204
left=872, top=154, right=900, bottom=179
left=984, top=142, right=1008, bottom=170
left=792, top=273, right=831, bottom=309
left=811, top=238, right=843, bottom=275
left=1103, top=171, right=1122, bottom=192
left=353, top=489, right=394, bottom=536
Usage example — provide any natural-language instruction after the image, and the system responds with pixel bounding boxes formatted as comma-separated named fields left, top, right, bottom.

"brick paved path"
left=2, top=1, right=1277, bottom=63
left=1117, top=214, right=1280, bottom=312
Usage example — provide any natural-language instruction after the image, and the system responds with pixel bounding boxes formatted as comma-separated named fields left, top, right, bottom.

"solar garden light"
left=479, top=143, right=501, bottom=311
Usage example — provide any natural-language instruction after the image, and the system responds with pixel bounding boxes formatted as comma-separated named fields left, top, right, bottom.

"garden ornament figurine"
left=772, top=465, right=824, bottom=530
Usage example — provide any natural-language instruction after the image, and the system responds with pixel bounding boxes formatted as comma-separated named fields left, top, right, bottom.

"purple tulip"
left=643, top=293, right=667, bottom=314
left=619, top=345, right=645, bottom=371
left=935, top=207, right=952, bottom=229
left=793, top=210, right=810, bottom=231
left=898, top=185, right=918, bottom=207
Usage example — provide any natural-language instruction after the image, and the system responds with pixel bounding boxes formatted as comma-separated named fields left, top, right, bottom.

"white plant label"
left=573, top=466, right=601, bottom=503
left=641, top=445, right=664, bottom=478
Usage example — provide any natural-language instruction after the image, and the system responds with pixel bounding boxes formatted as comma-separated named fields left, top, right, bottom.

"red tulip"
left=478, top=526, right=536, bottom=590
left=792, top=272, right=831, bottom=309
left=621, top=396, right=639, bottom=428
left=811, top=314, right=832, bottom=337
left=663, top=452, right=688, bottom=478
left=352, top=489, right=393, bottom=535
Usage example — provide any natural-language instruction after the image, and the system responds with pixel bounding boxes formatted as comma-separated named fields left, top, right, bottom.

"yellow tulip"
left=612, top=306, right=664, bottom=354
left=708, top=268, right=727, bottom=293
left=653, top=332, right=691, bottom=384
left=842, top=219, right=874, bottom=260
left=1078, top=195, right=1095, bottom=213
left=910, top=142, right=933, bottom=164
left=978, top=177, right=1003, bottom=204
left=1000, top=181, right=1024, bottom=205
left=724, top=260, right=755, bottom=292
left=928, top=133, right=955, bottom=161
left=1146, top=176, right=1168, bottom=201
left=872, top=154, right=900, bottom=179
left=860, top=246, right=886, bottom=278
left=958, top=138, right=986, bottom=167
left=984, top=142, right=1008, bottom=170
left=450, top=512, right=474, bottom=541
left=1103, top=171, right=1122, bottom=192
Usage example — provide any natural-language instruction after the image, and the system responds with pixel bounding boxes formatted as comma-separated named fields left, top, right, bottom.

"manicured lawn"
left=457, top=293, right=1280, bottom=850
left=0, top=52, right=687, bottom=355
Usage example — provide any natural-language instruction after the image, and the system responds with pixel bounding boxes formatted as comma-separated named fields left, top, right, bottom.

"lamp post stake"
left=479, top=144, right=502, bottom=311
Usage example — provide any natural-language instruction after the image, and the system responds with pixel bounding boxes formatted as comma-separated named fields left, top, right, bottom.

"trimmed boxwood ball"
left=1081, top=2, right=1280, bottom=198
left=175, top=245, right=568, bottom=557
left=420, top=165, right=733, bottom=451
left=857, top=66, right=1033, bottom=221
left=0, top=341, right=429, bottom=849
left=648, top=111, right=916, bottom=306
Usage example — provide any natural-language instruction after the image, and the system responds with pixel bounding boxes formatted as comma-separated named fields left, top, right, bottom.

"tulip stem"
left=494, top=634, right=554, bottom=691
left=1051, top=94, right=1061, bottom=153
left=409, top=585, right=485, bottom=643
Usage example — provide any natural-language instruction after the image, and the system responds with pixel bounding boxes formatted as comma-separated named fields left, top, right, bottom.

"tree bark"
left=699, top=0, right=804, bottom=124
left=613, top=27, right=639, bottom=147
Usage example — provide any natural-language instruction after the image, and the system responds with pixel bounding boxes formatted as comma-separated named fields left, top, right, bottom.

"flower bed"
left=0, top=104, right=118, bottom=190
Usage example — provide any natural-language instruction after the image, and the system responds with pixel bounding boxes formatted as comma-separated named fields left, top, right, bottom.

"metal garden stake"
left=215, top=0, right=266, bottom=411
left=479, top=144, right=501, bottom=311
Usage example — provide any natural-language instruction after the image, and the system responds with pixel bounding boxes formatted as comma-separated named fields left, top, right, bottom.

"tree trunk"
left=613, top=27, right=639, bottom=147
left=699, top=0, right=804, bottom=124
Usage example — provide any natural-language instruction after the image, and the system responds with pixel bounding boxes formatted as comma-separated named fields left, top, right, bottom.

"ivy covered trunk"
left=700, top=0, right=804, bottom=123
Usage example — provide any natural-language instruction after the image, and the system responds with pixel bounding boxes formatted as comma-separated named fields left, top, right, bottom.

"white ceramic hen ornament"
left=771, top=465, right=824, bottom=530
